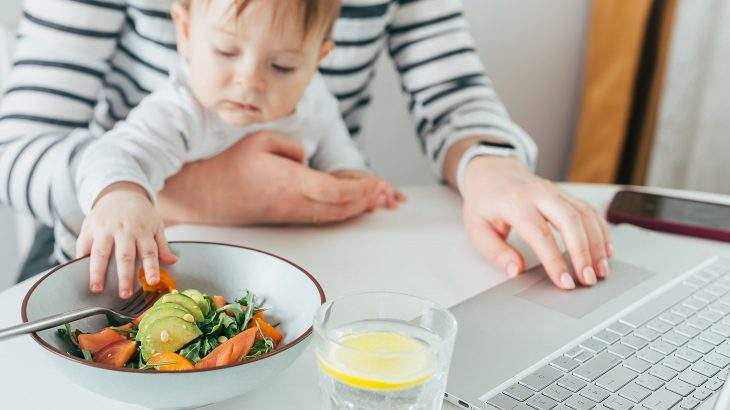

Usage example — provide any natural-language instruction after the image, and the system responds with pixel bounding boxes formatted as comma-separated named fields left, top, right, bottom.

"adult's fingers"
left=508, top=207, right=576, bottom=290
left=464, top=208, right=524, bottom=278
left=536, top=198, right=596, bottom=287
left=89, top=234, right=114, bottom=294
left=258, top=132, right=304, bottom=163
left=304, top=194, right=375, bottom=224
left=114, top=234, right=136, bottom=299
left=156, top=229, right=178, bottom=265
left=301, top=170, right=379, bottom=205
left=562, top=195, right=611, bottom=279
left=137, top=236, right=160, bottom=286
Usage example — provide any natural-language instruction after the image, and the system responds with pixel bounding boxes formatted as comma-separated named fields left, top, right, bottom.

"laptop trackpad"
left=516, top=260, right=655, bottom=319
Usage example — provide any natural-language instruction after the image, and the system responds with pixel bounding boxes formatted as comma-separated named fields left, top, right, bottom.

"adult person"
left=0, top=0, right=611, bottom=290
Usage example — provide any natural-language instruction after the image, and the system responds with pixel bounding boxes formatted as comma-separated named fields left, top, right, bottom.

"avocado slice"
left=181, top=289, right=210, bottom=317
left=155, top=293, right=204, bottom=322
left=140, top=316, right=202, bottom=361
left=136, top=303, right=191, bottom=341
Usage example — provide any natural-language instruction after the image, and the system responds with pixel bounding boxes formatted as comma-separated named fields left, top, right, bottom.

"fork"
left=0, top=290, right=159, bottom=341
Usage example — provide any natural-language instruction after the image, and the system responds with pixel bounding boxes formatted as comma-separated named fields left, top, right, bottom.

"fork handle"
left=0, top=307, right=110, bottom=341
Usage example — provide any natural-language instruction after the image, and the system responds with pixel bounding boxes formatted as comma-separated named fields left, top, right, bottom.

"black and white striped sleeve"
left=0, top=0, right=126, bottom=226
left=386, top=0, right=537, bottom=179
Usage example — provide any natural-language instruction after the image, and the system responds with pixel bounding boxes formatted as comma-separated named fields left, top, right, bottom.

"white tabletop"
left=2, top=183, right=723, bottom=409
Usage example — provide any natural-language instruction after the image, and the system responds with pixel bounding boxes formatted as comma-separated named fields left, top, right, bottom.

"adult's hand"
left=157, top=132, right=381, bottom=226
left=445, top=138, right=613, bottom=290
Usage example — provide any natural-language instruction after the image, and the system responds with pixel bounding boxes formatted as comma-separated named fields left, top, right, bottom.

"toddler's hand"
left=330, top=170, right=406, bottom=210
left=75, top=182, right=177, bottom=298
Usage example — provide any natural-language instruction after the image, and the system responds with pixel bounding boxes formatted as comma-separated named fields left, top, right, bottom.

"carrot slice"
left=212, top=295, right=226, bottom=309
left=93, top=340, right=137, bottom=368
left=247, top=316, right=282, bottom=346
left=139, top=268, right=176, bottom=293
left=147, top=352, right=194, bottom=371
left=194, top=328, right=257, bottom=369
left=78, top=328, right=125, bottom=354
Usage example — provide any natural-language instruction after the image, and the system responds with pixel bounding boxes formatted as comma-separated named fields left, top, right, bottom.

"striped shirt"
left=0, top=0, right=537, bottom=262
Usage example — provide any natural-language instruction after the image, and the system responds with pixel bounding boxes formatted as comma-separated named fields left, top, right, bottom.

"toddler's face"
left=172, top=0, right=332, bottom=127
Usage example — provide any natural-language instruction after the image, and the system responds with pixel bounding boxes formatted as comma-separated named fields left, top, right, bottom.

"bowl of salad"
left=21, top=241, right=325, bottom=409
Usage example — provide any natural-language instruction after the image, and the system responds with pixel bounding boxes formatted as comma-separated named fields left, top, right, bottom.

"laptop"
left=445, top=225, right=730, bottom=409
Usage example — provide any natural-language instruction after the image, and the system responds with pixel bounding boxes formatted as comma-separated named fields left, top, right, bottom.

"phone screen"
left=611, top=191, right=730, bottom=230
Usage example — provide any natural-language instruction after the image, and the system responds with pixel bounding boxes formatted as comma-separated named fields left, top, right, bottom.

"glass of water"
left=313, top=291, right=458, bottom=410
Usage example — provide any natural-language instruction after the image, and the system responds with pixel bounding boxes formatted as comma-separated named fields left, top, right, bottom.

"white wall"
left=360, top=1, right=590, bottom=184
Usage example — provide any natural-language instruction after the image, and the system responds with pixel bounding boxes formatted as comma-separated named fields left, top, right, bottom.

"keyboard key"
left=697, top=309, right=723, bottom=323
left=620, top=335, right=647, bottom=350
left=684, top=277, right=707, bottom=288
left=602, top=395, right=632, bottom=410
left=692, top=387, right=712, bottom=400
left=580, top=338, right=608, bottom=354
left=565, top=346, right=585, bottom=358
left=573, top=352, right=621, bottom=382
left=650, top=340, right=676, bottom=355
left=650, top=364, right=678, bottom=381
left=574, top=351, right=593, bottom=363
left=705, top=285, right=728, bottom=297
left=693, top=291, right=717, bottom=303
left=680, top=397, right=701, bottom=409
left=662, top=331, right=689, bottom=347
left=665, top=378, right=695, bottom=396
left=606, top=322, right=633, bottom=336
left=607, top=344, right=633, bottom=359
left=641, top=388, right=682, bottom=410
left=503, top=383, right=534, bottom=401
left=579, top=384, right=609, bottom=403
left=659, top=312, right=684, bottom=326
left=595, top=366, right=638, bottom=393
left=679, top=369, right=708, bottom=387
left=684, top=297, right=707, bottom=311
left=593, top=330, right=620, bottom=345
left=520, top=365, right=563, bottom=391
left=550, top=356, right=580, bottom=372
left=699, top=330, right=724, bottom=346
left=624, top=357, right=651, bottom=373
left=672, top=304, right=697, bottom=318
left=716, top=341, right=730, bottom=357
left=647, top=319, right=673, bottom=334
left=620, top=284, right=695, bottom=328
left=525, top=394, right=558, bottom=410
left=687, top=317, right=713, bottom=331
left=703, top=377, right=724, bottom=390
left=618, top=382, right=651, bottom=403
left=709, top=302, right=730, bottom=315
left=487, top=393, right=523, bottom=410
left=718, top=368, right=729, bottom=381
left=687, top=338, right=714, bottom=354
left=637, top=347, right=664, bottom=364
left=635, top=373, right=665, bottom=391
left=690, top=362, right=720, bottom=378
left=711, top=323, right=730, bottom=337
left=675, top=324, right=701, bottom=339
left=675, top=348, right=703, bottom=363
left=634, top=327, right=660, bottom=342
left=542, top=384, right=571, bottom=402
left=557, top=374, right=586, bottom=393
left=564, top=394, right=595, bottom=410
left=662, top=356, right=690, bottom=372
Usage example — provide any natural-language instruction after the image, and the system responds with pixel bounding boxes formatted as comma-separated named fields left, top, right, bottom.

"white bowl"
left=21, top=241, right=325, bottom=409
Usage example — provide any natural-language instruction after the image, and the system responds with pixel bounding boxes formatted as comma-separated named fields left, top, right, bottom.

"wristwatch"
left=455, top=140, right=520, bottom=194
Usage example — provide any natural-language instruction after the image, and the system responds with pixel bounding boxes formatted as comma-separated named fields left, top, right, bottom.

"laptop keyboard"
left=485, top=257, right=730, bottom=410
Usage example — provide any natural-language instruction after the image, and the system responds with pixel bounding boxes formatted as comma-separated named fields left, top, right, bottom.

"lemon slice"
left=318, top=331, right=433, bottom=391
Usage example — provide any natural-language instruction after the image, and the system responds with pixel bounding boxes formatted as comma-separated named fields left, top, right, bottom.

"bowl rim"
left=20, top=240, right=326, bottom=374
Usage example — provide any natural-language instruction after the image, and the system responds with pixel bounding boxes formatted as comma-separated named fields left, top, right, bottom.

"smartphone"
left=606, top=190, right=730, bottom=242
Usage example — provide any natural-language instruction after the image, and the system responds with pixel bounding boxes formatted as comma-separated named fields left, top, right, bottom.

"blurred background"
left=0, top=0, right=728, bottom=289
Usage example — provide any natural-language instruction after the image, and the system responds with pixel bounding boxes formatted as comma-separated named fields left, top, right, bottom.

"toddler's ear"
left=318, top=40, right=334, bottom=63
left=171, top=3, right=192, bottom=57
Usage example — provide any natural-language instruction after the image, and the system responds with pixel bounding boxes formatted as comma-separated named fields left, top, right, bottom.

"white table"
left=1, top=183, right=726, bottom=409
